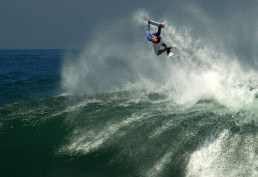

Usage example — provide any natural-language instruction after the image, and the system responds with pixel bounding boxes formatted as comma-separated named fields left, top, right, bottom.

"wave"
left=1, top=89, right=258, bottom=176
left=61, top=10, right=258, bottom=113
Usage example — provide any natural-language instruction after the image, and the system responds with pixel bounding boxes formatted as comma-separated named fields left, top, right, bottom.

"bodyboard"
left=149, top=20, right=165, bottom=28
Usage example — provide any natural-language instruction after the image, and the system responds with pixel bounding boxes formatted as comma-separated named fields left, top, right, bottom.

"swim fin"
left=168, top=52, right=173, bottom=57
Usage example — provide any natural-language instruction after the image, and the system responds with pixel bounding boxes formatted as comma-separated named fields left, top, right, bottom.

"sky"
left=0, top=0, right=171, bottom=49
left=1, top=0, right=258, bottom=50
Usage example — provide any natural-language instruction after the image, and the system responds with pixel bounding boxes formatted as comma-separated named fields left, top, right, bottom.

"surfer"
left=146, top=20, right=174, bottom=57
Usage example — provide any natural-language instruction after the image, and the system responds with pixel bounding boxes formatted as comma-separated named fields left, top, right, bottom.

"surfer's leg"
left=166, top=47, right=171, bottom=55
left=162, top=43, right=176, bottom=49
left=161, top=43, right=172, bottom=55
left=156, top=43, right=171, bottom=55
left=157, top=48, right=168, bottom=55
left=161, top=43, right=168, bottom=48
left=163, top=43, right=176, bottom=55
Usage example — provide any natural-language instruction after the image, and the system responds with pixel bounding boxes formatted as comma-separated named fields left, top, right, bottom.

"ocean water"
left=1, top=10, right=258, bottom=177
left=0, top=50, right=63, bottom=105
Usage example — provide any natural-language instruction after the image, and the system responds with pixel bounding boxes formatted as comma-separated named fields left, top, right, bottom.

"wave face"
left=2, top=3, right=258, bottom=177
left=1, top=92, right=258, bottom=177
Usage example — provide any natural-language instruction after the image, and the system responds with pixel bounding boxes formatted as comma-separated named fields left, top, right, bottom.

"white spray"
left=62, top=9, right=258, bottom=112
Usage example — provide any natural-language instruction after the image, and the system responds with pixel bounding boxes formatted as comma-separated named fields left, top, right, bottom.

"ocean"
left=1, top=10, right=258, bottom=177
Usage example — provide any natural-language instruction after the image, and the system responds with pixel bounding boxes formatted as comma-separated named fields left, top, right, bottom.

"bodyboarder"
left=146, top=20, right=174, bottom=57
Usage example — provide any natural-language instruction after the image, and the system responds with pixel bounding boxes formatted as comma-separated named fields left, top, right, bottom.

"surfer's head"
left=152, top=36, right=158, bottom=43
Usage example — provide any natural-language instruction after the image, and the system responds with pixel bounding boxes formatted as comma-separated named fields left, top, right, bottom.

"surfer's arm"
left=155, top=26, right=162, bottom=37
left=146, top=21, right=152, bottom=41
left=147, top=23, right=150, bottom=33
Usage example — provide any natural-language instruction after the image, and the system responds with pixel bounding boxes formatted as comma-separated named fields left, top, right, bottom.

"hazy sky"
left=0, top=0, right=172, bottom=49
left=1, top=0, right=257, bottom=49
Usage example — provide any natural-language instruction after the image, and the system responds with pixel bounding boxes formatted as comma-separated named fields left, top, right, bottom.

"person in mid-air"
left=146, top=20, right=174, bottom=57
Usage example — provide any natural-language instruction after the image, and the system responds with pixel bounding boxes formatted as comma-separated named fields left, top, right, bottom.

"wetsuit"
left=146, top=23, right=171, bottom=55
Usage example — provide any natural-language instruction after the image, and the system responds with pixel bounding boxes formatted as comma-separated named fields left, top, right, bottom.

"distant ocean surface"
left=1, top=50, right=258, bottom=177
left=0, top=50, right=65, bottom=105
